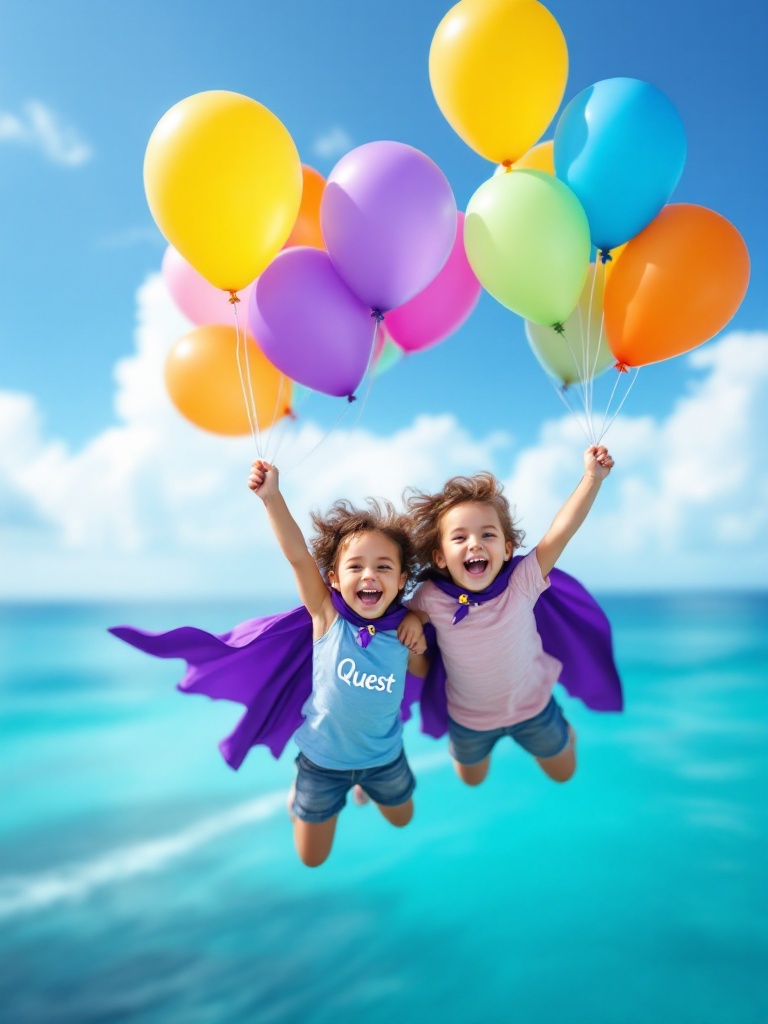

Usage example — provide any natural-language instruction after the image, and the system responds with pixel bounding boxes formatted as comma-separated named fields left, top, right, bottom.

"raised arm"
left=535, top=445, right=614, bottom=578
left=248, top=460, right=333, bottom=629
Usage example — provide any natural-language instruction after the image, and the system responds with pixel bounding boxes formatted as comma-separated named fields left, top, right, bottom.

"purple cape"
left=109, top=562, right=621, bottom=770
left=109, top=591, right=432, bottom=770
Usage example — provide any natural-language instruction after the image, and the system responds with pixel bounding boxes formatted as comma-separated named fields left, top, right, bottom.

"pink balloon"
left=162, top=246, right=255, bottom=326
left=384, top=213, right=481, bottom=352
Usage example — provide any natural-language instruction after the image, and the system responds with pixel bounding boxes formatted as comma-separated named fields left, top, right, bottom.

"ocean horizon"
left=2, top=592, right=767, bottom=1024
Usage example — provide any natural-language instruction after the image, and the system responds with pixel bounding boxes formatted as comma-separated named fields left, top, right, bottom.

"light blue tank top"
left=294, top=614, right=409, bottom=770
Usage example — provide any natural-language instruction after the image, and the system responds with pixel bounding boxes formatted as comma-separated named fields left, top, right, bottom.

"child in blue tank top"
left=249, top=459, right=428, bottom=868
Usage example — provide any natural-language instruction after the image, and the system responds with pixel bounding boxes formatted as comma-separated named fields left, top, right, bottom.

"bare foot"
left=353, top=785, right=370, bottom=806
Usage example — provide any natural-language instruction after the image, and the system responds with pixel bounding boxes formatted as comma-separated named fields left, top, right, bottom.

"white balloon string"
left=558, top=325, right=595, bottom=444
left=546, top=375, right=593, bottom=446
left=350, top=311, right=384, bottom=425
left=278, top=400, right=354, bottom=474
left=264, top=374, right=294, bottom=468
left=597, top=366, right=640, bottom=444
left=232, top=297, right=261, bottom=456
left=585, top=258, right=602, bottom=440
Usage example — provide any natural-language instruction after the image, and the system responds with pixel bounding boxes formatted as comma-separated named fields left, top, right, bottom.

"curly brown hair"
left=309, top=498, right=417, bottom=593
left=404, top=472, right=525, bottom=578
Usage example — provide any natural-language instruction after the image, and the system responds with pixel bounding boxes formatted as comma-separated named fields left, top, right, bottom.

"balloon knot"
left=347, top=394, right=357, bottom=404
left=614, top=361, right=629, bottom=374
left=599, top=250, right=613, bottom=264
left=501, top=160, right=513, bottom=171
left=287, top=408, right=298, bottom=421
left=552, top=322, right=565, bottom=335
left=228, top=291, right=240, bottom=304
left=371, top=309, right=384, bottom=323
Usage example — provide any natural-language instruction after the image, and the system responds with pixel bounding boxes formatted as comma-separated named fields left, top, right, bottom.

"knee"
left=386, top=802, right=414, bottom=827
left=460, top=773, right=486, bottom=787
left=298, top=850, right=330, bottom=868
left=548, top=762, right=577, bottom=784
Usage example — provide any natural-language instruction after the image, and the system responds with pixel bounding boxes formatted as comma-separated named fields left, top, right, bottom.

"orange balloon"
left=165, top=324, right=292, bottom=435
left=604, top=204, right=750, bottom=368
left=284, top=165, right=326, bottom=249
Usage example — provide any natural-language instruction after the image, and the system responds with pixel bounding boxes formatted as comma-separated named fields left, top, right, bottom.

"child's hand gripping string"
left=248, top=459, right=279, bottom=501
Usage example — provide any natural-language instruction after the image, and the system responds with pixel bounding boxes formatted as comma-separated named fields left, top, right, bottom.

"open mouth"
left=357, top=588, right=383, bottom=607
left=464, top=558, right=488, bottom=576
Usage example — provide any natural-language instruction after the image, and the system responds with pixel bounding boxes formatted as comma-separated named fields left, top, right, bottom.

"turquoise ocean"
left=2, top=593, right=767, bottom=1024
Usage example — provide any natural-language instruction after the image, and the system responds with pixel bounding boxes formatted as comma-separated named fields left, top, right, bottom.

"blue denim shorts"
left=292, top=748, right=416, bottom=824
left=448, top=696, right=571, bottom=765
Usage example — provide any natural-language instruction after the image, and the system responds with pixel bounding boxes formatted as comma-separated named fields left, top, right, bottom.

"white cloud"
left=501, top=332, right=768, bottom=591
left=0, top=100, right=93, bottom=167
left=311, top=125, right=353, bottom=160
left=0, top=274, right=507, bottom=599
left=1, top=269, right=766, bottom=598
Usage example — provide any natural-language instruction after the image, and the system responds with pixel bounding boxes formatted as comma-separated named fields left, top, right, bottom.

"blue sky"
left=1, top=0, right=767, bottom=599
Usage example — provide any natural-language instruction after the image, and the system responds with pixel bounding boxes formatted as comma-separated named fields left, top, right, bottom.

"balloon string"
left=557, top=324, right=596, bottom=444
left=232, top=296, right=261, bottom=456
left=584, top=258, right=602, bottom=440
left=546, top=376, right=593, bottom=446
left=264, top=372, right=293, bottom=468
left=596, top=366, right=640, bottom=445
left=278, top=400, right=355, bottom=475
left=350, top=310, right=384, bottom=424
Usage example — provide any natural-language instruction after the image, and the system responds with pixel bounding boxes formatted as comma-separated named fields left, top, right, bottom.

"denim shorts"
left=448, top=696, right=571, bottom=765
left=292, top=748, right=416, bottom=824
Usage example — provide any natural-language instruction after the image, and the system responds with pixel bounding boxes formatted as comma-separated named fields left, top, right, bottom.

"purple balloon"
left=248, top=247, right=376, bottom=399
left=321, top=141, right=457, bottom=312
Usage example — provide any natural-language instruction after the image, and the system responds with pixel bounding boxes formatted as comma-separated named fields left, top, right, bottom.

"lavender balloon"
left=321, top=141, right=457, bottom=312
left=248, top=247, right=376, bottom=399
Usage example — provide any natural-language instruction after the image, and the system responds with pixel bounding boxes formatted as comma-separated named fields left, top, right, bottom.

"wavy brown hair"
left=404, top=472, right=525, bottom=578
left=309, top=498, right=417, bottom=593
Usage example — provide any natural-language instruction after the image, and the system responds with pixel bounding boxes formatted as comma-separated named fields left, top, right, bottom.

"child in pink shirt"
left=406, top=445, right=614, bottom=786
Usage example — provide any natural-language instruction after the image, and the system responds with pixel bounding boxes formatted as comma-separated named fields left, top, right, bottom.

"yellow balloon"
left=513, top=140, right=555, bottom=174
left=144, top=91, right=302, bottom=292
left=493, top=140, right=555, bottom=178
left=165, top=325, right=293, bottom=436
left=429, top=0, right=568, bottom=164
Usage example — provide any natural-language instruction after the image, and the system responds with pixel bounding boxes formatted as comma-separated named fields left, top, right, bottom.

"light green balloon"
left=525, top=264, right=616, bottom=386
left=464, top=169, right=591, bottom=326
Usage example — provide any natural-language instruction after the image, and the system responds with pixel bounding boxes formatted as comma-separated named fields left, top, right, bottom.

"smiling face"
left=434, top=501, right=513, bottom=592
left=327, top=530, right=408, bottom=618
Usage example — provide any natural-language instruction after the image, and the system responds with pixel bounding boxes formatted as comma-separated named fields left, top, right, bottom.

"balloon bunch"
left=145, top=91, right=482, bottom=441
left=429, top=0, right=750, bottom=442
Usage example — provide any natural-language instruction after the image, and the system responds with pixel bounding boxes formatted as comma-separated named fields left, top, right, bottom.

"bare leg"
left=293, top=817, right=338, bottom=867
left=536, top=725, right=577, bottom=783
left=375, top=798, right=414, bottom=827
left=454, top=756, right=491, bottom=786
left=353, top=784, right=370, bottom=806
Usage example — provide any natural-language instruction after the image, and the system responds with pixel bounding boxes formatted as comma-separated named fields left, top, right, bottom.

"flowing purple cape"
left=109, top=591, right=432, bottom=770
left=109, top=561, right=621, bottom=770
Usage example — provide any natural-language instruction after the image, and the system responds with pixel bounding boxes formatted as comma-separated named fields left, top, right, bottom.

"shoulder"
left=408, top=580, right=439, bottom=611
left=509, top=550, right=550, bottom=599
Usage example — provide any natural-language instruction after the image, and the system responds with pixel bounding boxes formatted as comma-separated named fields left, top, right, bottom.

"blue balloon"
left=554, top=78, right=686, bottom=252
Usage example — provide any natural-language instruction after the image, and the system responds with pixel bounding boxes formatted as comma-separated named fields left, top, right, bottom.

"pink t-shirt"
left=409, top=550, right=563, bottom=730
